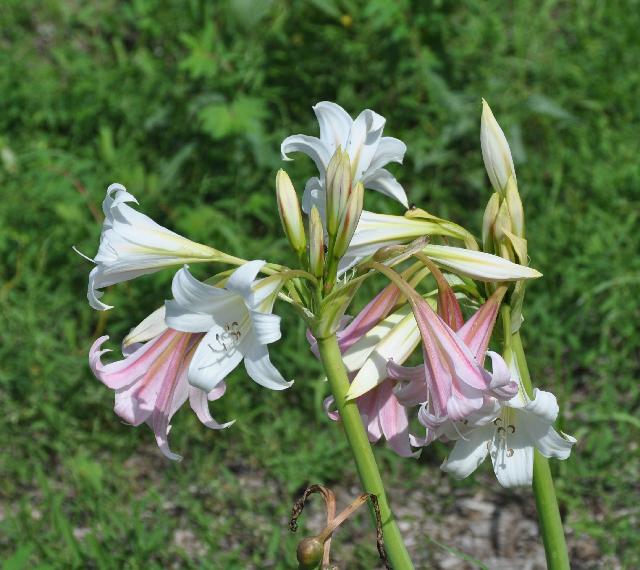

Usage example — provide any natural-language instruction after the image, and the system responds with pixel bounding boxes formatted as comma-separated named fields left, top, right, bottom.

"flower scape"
left=80, top=100, right=575, bottom=568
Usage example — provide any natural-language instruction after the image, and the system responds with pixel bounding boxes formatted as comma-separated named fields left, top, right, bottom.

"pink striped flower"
left=388, top=284, right=517, bottom=445
left=90, top=322, right=232, bottom=461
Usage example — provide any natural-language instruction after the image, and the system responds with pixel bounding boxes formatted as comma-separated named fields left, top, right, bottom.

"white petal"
left=123, top=307, right=167, bottom=349
left=347, top=109, right=385, bottom=180
left=170, top=267, right=235, bottom=313
left=361, top=168, right=408, bottom=207
left=187, top=329, right=245, bottom=392
left=301, top=176, right=323, bottom=215
left=491, top=430, right=534, bottom=487
left=522, top=388, right=560, bottom=423
left=368, top=137, right=406, bottom=172
left=164, top=299, right=217, bottom=333
left=225, top=260, right=266, bottom=299
left=441, top=427, right=492, bottom=479
left=87, top=266, right=113, bottom=310
left=243, top=341, right=293, bottom=390
left=536, top=426, right=576, bottom=460
left=189, top=386, right=234, bottom=430
left=250, top=310, right=282, bottom=345
left=313, top=101, right=353, bottom=152
left=281, top=134, right=331, bottom=174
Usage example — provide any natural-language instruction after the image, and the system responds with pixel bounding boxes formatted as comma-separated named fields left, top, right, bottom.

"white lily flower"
left=422, top=244, right=541, bottom=282
left=481, top=99, right=516, bottom=195
left=85, top=184, right=237, bottom=310
left=281, top=101, right=408, bottom=209
left=441, top=360, right=575, bottom=487
left=165, top=260, right=293, bottom=392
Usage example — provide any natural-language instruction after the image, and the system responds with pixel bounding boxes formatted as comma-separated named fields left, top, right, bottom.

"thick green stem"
left=501, top=305, right=571, bottom=570
left=315, top=333, right=414, bottom=570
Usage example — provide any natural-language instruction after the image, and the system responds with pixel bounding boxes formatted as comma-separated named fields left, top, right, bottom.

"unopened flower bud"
left=333, top=182, right=364, bottom=260
left=296, top=536, right=324, bottom=569
left=505, top=175, right=524, bottom=238
left=325, top=147, right=352, bottom=237
left=494, top=198, right=512, bottom=244
left=309, top=206, right=325, bottom=279
left=482, top=192, right=501, bottom=253
left=276, top=170, right=307, bottom=256
left=481, top=99, right=516, bottom=195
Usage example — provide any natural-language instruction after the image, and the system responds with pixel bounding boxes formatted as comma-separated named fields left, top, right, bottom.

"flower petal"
left=281, top=134, right=331, bottom=174
left=368, top=137, right=406, bottom=172
left=243, top=341, right=292, bottom=390
left=441, top=427, right=492, bottom=479
left=491, top=430, right=534, bottom=488
left=187, top=328, right=245, bottom=392
left=225, top=260, right=266, bottom=298
left=423, top=244, right=542, bottom=282
left=377, top=381, right=418, bottom=458
left=361, top=168, right=408, bottom=207
left=250, top=310, right=282, bottom=345
left=313, top=101, right=353, bottom=153
left=123, top=307, right=167, bottom=351
left=189, top=385, right=234, bottom=430
left=347, top=109, right=385, bottom=180
left=535, top=427, right=576, bottom=460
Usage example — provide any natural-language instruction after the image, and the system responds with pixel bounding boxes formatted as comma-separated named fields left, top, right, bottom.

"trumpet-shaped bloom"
left=281, top=101, right=408, bottom=209
left=85, top=184, right=234, bottom=310
left=165, top=261, right=293, bottom=392
left=441, top=365, right=576, bottom=487
left=390, top=286, right=517, bottom=430
left=90, top=327, right=232, bottom=461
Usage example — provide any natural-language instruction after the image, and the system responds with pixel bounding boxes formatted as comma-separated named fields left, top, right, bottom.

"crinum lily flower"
left=84, top=183, right=240, bottom=310
left=281, top=101, right=408, bottom=209
left=440, top=355, right=576, bottom=487
left=90, top=308, right=232, bottom=461
left=165, top=260, right=293, bottom=392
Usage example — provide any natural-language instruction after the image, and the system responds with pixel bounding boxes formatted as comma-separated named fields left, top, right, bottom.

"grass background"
left=0, top=0, right=638, bottom=568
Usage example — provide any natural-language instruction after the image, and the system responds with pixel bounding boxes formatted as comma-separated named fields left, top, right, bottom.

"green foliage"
left=0, top=0, right=638, bottom=567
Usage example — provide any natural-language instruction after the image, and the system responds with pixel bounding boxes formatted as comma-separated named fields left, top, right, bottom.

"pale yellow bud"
left=276, top=170, right=307, bottom=256
left=333, top=182, right=364, bottom=260
left=481, top=99, right=516, bottom=195
left=482, top=192, right=501, bottom=253
left=308, top=206, right=325, bottom=279
left=494, top=199, right=512, bottom=244
left=325, top=147, right=352, bottom=237
left=505, top=175, right=524, bottom=238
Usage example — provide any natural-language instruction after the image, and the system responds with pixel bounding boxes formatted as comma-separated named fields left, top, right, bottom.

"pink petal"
left=457, top=288, right=505, bottom=363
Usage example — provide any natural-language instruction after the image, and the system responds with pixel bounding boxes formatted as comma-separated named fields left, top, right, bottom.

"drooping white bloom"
left=165, top=260, right=293, bottom=392
left=480, top=99, right=516, bottom=195
left=281, top=101, right=408, bottom=209
left=85, top=184, right=237, bottom=311
left=441, top=359, right=575, bottom=487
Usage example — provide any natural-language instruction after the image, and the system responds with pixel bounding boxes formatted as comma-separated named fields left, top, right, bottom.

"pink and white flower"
left=90, top=324, right=232, bottom=461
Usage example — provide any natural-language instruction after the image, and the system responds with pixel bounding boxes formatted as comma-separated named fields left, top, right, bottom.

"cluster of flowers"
left=82, top=101, right=574, bottom=484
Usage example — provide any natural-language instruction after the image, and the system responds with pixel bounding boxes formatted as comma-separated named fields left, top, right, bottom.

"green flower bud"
left=276, top=170, right=307, bottom=257
left=482, top=192, right=501, bottom=253
left=309, top=206, right=325, bottom=279
left=332, top=181, right=364, bottom=260
left=325, top=147, right=352, bottom=238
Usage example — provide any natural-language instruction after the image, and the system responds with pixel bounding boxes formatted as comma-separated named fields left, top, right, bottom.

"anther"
left=506, top=448, right=514, bottom=457
left=493, top=418, right=502, bottom=426
left=507, top=425, right=515, bottom=434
